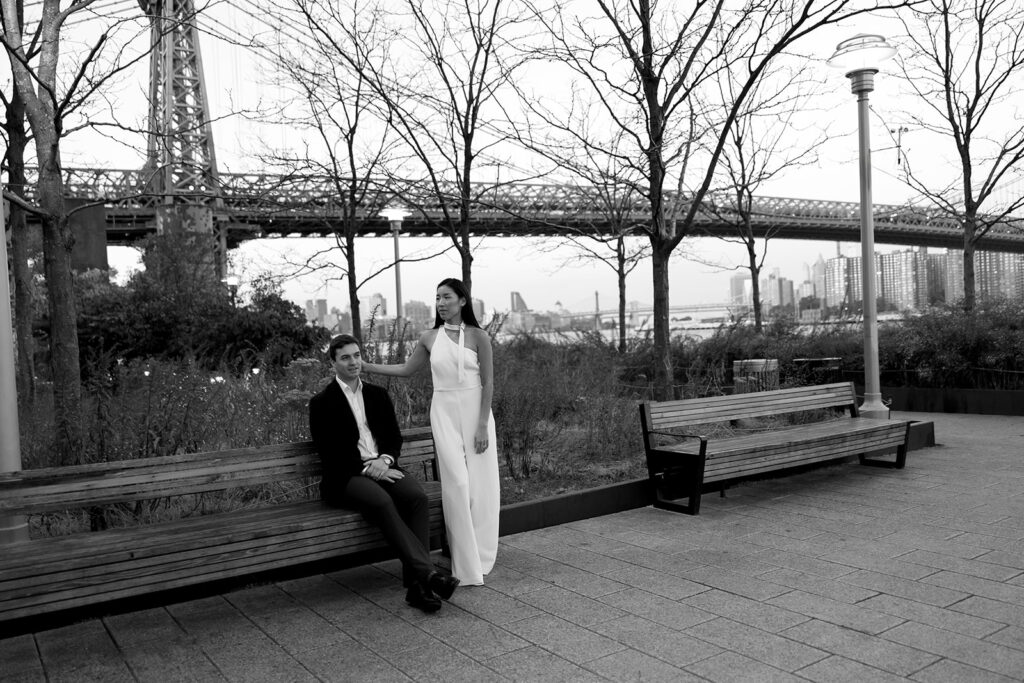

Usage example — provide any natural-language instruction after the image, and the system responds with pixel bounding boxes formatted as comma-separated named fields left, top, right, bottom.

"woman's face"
left=436, top=285, right=466, bottom=323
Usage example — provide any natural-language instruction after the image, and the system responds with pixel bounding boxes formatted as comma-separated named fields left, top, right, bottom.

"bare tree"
left=252, top=0, right=407, bottom=341
left=346, top=0, right=528, bottom=294
left=896, top=0, right=1024, bottom=310
left=1, top=0, right=174, bottom=461
left=507, top=95, right=650, bottom=352
left=702, top=60, right=829, bottom=332
left=528, top=0, right=915, bottom=400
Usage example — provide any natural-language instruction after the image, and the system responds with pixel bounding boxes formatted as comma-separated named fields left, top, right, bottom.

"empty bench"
left=639, top=382, right=911, bottom=515
left=0, top=427, right=443, bottom=625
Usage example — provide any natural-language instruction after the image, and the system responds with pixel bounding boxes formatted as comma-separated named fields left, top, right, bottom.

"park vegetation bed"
left=14, top=299, right=1024, bottom=537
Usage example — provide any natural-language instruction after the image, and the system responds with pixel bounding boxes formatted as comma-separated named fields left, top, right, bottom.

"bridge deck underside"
left=100, top=209, right=1024, bottom=253
left=25, top=169, right=1024, bottom=253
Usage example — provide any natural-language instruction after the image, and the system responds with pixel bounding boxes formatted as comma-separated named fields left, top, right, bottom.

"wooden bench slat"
left=0, top=426, right=444, bottom=624
left=1, top=446, right=440, bottom=515
left=0, top=520, right=447, bottom=621
left=704, top=434, right=907, bottom=481
left=649, top=392, right=855, bottom=425
left=0, top=485, right=441, bottom=577
left=0, top=504, right=445, bottom=602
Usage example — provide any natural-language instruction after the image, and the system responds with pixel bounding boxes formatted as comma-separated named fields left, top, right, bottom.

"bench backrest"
left=640, top=382, right=859, bottom=445
left=0, top=426, right=437, bottom=515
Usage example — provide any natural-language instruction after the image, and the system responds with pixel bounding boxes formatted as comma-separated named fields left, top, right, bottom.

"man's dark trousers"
left=325, top=476, right=433, bottom=587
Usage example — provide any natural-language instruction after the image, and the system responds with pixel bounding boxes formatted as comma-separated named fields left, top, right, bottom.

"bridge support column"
left=67, top=198, right=109, bottom=273
left=155, top=204, right=225, bottom=279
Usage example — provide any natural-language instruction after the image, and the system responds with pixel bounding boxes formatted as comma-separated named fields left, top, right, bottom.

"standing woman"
left=362, top=278, right=500, bottom=585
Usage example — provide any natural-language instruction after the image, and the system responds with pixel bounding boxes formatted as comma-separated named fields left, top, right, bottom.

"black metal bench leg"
left=859, top=445, right=907, bottom=469
left=651, top=454, right=705, bottom=515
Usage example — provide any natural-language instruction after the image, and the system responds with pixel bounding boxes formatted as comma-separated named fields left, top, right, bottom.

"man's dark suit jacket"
left=308, top=378, right=404, bottom=505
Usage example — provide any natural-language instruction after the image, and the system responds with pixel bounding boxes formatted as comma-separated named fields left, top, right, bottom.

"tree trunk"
left=36, top=138, right=83, bottom=464
left=616, top=238, right=627, bottom=354
left=345, top=231, right=361, bottom=341
left=459, top=191, right=473, bottom=292
left=650, top=239, right=673, bottom=400
left=747, top=242, right=763, bottom=333
left=460, top=232, right=473, bottom=293
left=962, top=212, right=977, bottom=311
left=4, top=88, right=34, bottom=405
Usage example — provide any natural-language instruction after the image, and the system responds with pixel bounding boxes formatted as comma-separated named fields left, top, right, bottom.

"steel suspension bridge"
left=13, top=0, right=1024, bottom=260
left=43, top=166, right=1024, bottom=253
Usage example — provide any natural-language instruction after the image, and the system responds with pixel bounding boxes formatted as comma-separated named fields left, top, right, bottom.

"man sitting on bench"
left=309, top=334, right=459, bottom=613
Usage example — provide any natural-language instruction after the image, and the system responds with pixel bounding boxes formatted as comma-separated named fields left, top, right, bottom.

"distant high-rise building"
left=879, top=250, right=920, bottom=311
left=826, top=254, right=881, bottom=311
left=941, top=249, right=1023, bottom=304
left=316, top=299, right=328, bottom=323
left=304, top=299, right=316, bottom=324
left=765, top=270, right=780, bottom=308
left=404, top=300, right=433, bottom=328
left=925, top=253, right=947, bottom=305
left=370, top=292, right=387, bottom=318
left=780, top=278, right=795, bottom=309
left=473, top=298, right=486, bottom=322
left=729, top=272, right=749, bottom=307
left=510, top=291, right=529, bottom=312
left=945, top=249, right=965, bottom=303
left=977, top=251, right=1024, bottom=301
left=824, top=256, right=854, bottom=310
left=811, top=255, right=827, bottom=299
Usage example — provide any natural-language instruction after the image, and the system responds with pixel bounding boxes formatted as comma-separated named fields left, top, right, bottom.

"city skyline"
left=297, top=245, right=1024, bottom=336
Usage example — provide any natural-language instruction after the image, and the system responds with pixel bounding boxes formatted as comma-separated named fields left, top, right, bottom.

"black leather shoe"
left=405, top=582, right=441, bottom=613
left=427, top=571, right=460, bottom=600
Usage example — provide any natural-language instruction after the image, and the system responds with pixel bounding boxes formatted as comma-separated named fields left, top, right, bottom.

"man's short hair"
left=328, top=334, right=360, bottom=361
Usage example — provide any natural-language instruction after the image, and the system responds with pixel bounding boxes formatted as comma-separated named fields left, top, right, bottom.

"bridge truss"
left=42, top=168, right=1024, bottom=254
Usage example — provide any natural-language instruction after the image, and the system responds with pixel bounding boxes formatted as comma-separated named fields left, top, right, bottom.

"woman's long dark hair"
left=433, top=277, right=481, bottom=329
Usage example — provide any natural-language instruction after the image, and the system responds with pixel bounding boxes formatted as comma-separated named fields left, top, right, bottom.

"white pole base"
left=859, top=393, right=890, bottom=420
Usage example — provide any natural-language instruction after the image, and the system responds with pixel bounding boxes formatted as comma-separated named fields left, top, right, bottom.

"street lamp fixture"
left=828, top=33, right=897, bottom=419
left=223, top=274, right=240, bottom=307
left=379, top=205, right=410, bottom=326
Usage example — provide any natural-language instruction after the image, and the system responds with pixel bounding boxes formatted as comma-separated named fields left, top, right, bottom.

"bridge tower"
left=139, top=0, right=227, bottom=278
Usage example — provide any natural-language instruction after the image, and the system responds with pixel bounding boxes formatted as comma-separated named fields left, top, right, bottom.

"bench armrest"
left=645, top=430, right=708, bottom=455
left=648, top=429, right=707, bottom=442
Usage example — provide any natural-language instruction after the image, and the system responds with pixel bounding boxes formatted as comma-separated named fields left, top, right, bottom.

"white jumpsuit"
left=429, top=326, right=500, bottom=585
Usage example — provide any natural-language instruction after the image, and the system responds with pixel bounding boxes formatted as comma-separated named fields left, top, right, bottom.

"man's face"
left=332, top=343, right=362, bottom=383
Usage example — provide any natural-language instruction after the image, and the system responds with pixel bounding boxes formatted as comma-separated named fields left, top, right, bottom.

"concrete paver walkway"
left=3, top=412, right=1024, bottom=682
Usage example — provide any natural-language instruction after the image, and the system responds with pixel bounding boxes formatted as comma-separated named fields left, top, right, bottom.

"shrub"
left=75, top=237, right=328, bottom=379
left=879, top=300, right=1024, bottom=388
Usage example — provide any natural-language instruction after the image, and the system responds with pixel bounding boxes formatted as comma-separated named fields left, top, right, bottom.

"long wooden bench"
left=639, top=382, right=911, bottom=515
left=0, top=427, right=443, bottom=625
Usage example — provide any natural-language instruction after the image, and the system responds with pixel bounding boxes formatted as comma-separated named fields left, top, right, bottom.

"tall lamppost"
left=379, top=206, right=410, bottom=326
left=1, top=180, right=29, bottom=543
left=828, top=34, right=896, bottom=420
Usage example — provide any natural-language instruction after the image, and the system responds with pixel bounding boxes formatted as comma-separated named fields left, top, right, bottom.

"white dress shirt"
left=337, top=377, right=380, bottom=462
left=337, top=377, right=394, bottom=473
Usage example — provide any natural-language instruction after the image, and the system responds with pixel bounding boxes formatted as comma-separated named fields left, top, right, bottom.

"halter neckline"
left=442, top=323, right=466, bottom=381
